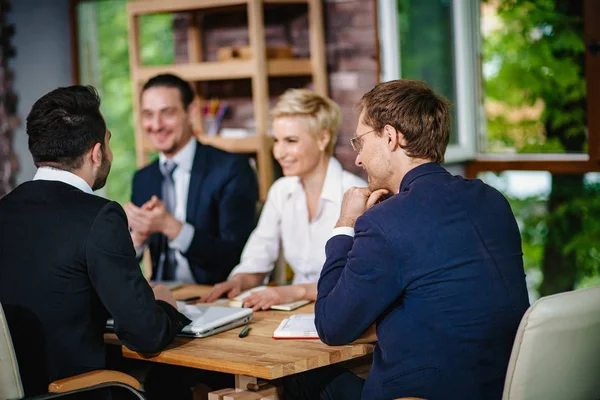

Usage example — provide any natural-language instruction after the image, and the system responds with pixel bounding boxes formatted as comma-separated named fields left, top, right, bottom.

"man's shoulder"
left=199, top=144, right=249, bottom=167
left=358, top=191, right=420, bottom=235
left=11, top=180, right=109, bottom=204
left=134, top=159, right=160, bottom=180
left=1, top=181, right=115, bottom=224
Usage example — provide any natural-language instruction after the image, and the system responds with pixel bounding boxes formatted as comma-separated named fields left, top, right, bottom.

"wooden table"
left=108, top=285, right=375, bottom=399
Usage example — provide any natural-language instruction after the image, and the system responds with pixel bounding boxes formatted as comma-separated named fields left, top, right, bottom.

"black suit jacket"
left=0, top=180, right=190, bottom=396
left=132, top=142, right=258, bottom=284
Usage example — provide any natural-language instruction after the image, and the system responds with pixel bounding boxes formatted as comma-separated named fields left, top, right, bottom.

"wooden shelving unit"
left=127, top=0, right=328, bottom=200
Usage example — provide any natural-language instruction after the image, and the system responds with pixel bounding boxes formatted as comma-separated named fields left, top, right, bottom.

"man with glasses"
left=285, top=80, right=530, bottom=400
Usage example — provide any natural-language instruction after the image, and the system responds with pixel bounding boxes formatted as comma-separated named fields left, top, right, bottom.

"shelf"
left=128, top=0, right=326, bottom=201
left=136, top=61, right=254, bottom=82
left=197, top=134, right=273, bottom=154
left=267, top=59, right=312, bottom=76
left=129, top=0, right=247, bottom=16
left=141, top=134, right=270, bottom=154
left=135, top=59, right=312, bottom=82
left=128, top=0, right=309, bottom=16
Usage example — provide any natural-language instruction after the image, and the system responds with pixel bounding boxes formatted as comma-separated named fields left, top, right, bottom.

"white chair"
left=0, top=302, right=145, bottom=399
left=502, top=285, right=600, bottom=400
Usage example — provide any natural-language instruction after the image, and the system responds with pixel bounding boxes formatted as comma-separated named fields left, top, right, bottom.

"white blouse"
left=229, top=157, right=366, bottom=284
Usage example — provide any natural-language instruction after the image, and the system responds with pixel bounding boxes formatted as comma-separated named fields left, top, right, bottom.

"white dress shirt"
left=138, top=138, right=197, bottom=283
left=33, top=167, right=94, bottom=194
left=229, top=157, right=367, bottom=284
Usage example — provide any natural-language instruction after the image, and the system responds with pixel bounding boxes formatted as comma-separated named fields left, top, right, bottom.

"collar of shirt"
left=319, top=157, right=345, bottom=205
left=159, top=137, right=197, bottom=173
left=33, top=167, right=94, bottom=194
left=287, top=157, right=345, bottom=205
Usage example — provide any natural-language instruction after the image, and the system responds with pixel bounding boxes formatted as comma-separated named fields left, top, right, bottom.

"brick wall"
left=174, top=0, right=378, bottom=178
left=0, top=0, right=19, bottom=198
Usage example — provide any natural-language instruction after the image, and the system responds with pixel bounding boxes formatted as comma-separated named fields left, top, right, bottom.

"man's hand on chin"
left=336, top=187, right=389, bottom=228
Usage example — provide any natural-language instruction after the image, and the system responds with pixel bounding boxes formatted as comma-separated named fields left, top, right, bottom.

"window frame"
left=376, top=0, right=600, bottom=176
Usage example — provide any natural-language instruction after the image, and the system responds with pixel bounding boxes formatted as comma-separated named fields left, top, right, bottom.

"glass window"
left=76, top=0, right=173, bottom=204
left=378, top=0, right=479, bottom=162
left=480, top=1, right=587, bottom=155
left=479, top=170, right=600, bottom=300
left=397, top=0, right=457, bottom=144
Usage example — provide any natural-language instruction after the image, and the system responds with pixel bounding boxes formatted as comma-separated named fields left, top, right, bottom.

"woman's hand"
left=200, top=279, right=243, bottom=303
left=244, top=285, right=305, bottom=312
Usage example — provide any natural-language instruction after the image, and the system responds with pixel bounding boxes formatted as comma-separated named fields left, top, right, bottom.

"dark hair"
left=358, top=79, right=451, bottom=163
left=142, top=73, right=195, bottom=109
left=26, top=85, right=106, bottom=170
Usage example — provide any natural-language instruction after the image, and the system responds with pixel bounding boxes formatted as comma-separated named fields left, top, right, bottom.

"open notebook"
left=273, top=314, right=319, bottom=339
left=228, top=286, right=310, bottom=311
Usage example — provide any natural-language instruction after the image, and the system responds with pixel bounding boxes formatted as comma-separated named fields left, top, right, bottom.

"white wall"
left=7, top=0, right=73, bottom=184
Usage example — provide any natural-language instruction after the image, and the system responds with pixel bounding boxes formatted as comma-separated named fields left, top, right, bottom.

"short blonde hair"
left=271, top=88, right=341, bottom=155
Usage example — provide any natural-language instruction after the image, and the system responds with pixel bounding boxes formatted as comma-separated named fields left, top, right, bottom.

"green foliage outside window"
left=80, top=0, right=174, bottom=206
left=482, top=0, right=599, bottom=295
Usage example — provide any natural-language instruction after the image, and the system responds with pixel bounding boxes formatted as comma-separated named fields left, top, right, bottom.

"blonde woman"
left=202, top=89, right=366, bottom=311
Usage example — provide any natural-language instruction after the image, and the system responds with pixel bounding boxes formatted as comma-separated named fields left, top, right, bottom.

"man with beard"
left=0, top=85, right=190, bottom=397
left=286, top=80, right=530, bottom=400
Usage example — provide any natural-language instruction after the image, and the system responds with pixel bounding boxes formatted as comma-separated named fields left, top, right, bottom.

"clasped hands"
left=335, top=187, right=390, bottom=228
left=123, top=196, right=182, bottom=248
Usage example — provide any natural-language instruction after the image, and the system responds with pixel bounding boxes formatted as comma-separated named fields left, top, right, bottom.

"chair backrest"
left=502, top=285, right=600, bottom=400
left=0, top=303, right=24, bottom=400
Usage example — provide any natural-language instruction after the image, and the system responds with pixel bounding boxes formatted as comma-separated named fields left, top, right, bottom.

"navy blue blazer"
left=132, top=142, right=258, bottom=284
left=315, top=163, right=530, bottom=400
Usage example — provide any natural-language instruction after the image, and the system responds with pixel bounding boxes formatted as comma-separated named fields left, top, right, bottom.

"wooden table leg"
left=207, top=375, right=283, bottom=400
left=207, top=388, right=238, bottom=400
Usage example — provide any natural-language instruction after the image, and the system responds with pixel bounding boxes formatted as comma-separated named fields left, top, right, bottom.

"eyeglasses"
left=350, top=129, right=376, bottom=153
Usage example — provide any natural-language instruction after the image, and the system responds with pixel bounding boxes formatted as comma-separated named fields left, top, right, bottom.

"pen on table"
left=239, top=325, right=251, bottom=338
left=181, top=296, right=201, bottom=303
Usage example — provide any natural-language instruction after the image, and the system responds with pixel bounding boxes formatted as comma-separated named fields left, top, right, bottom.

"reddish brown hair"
left=358, top=79, right=451, bottom=163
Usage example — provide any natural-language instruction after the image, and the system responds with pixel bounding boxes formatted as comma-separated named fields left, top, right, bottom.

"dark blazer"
left=131, top=142, right=258, bottom=284
left=0, top=180, right=190, bottom=396
left=315, top=162, right=530, bottom=400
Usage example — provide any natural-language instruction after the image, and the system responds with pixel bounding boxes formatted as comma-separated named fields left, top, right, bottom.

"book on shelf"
left=272, top=314, right=319, bottom=339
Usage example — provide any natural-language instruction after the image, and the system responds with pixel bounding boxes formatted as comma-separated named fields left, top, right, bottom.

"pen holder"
left=203, top=115, right=215, bottom=136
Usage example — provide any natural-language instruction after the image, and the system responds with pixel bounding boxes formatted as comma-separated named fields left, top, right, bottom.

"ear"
left=187, top=97, right=200, bottom=117
left=186, top=98, right=201, bottom=131
left=90, top=142, right=103, bottom=168
left=384, top=125, right=406, bottom=151
left=317, top=129, right=331, bottom=152
left=383, top=125, right=397, bottom=150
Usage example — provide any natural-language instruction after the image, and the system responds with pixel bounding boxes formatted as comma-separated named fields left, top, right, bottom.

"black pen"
left=181, top=296, right=201, bottom=303
left=239, top=325, right=251, bottom=338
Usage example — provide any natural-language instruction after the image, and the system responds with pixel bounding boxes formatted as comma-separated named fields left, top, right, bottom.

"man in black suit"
left=0, top=85, right=190, bottom=397
left=124, top=74, right=258, bottom=285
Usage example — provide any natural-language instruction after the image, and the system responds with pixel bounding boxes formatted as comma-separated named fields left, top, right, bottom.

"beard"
left=366, top=166, right=393, bottom=193
left=92, top=153, right=111, bottom=191
left=367, top=175, right=383, bottom=192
